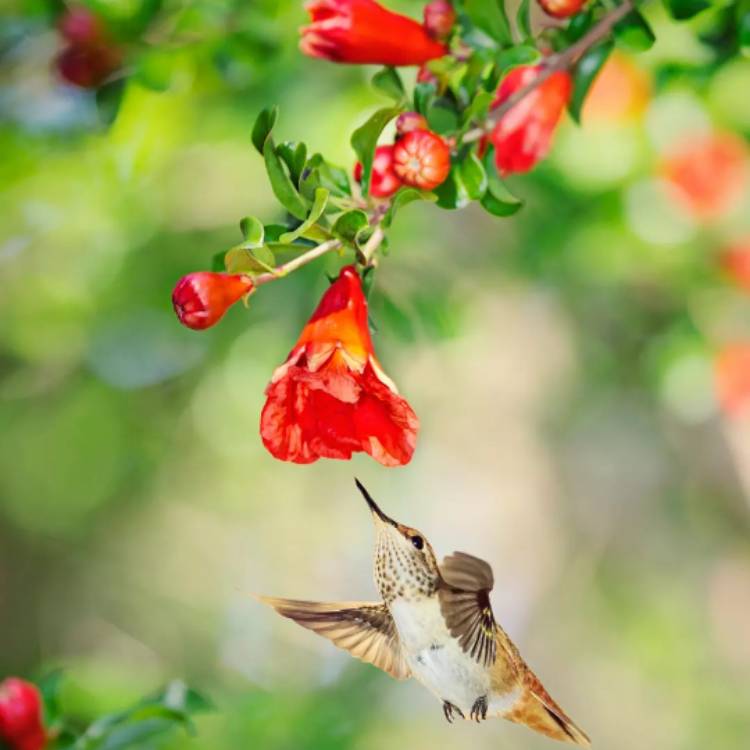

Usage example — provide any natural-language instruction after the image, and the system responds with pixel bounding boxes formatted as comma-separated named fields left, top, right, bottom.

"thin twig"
left=254, top=237, right=342, bottom=285
left=360, top=225, right=385, bottom=266
left=462, top=0, right=635, bottom=144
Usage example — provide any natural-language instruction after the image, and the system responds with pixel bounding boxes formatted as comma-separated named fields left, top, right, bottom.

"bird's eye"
left=411, top=535, right=424, bottom=550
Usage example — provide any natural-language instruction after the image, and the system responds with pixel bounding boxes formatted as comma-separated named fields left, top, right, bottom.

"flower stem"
left=254, top=238, right=343, bottom=285
left=462, top=0, right=636, bottom=144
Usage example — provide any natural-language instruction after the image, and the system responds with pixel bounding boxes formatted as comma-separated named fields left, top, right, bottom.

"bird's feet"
left=442, top=700, right=465, bottom=723
left=470, top=695, right=488, bottom=723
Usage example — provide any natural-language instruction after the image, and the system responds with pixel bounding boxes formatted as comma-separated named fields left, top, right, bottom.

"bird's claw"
left=470, top=695, right=488, bottom=723
left=442, top=700, right=465, bottom=723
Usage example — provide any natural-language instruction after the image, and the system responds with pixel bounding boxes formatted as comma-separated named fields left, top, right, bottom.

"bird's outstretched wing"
left=257, top=597, right=411, bottom=680
left=438, top=551, right=497, bottom=667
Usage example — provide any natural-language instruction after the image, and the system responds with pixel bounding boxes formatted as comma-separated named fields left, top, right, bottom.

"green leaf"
left=239, top=216, right=264, bottom=247
left=135, top=49, right=178, bottom=92
left=37, top=670, right=64, bottom=728
left=276, top=141, right=307, bottom=186
left=332, top=209, right=369, bottom=245
left=464, top=0, right=512, bottom=45
left=463, top=90, right=494, bottom=127
left=95, top=79, right=125, bottom=127
left=251, top=106, right=278, bottom=154
left=480, top=190, right=522, bottom=216
left=225, top=245, right=276, bottom=274
left=458, top=152, right=487, bottom=201
left=414, top=82, right=436, bottom=115
left=350, top=107, right=400, bottom=194
left=433, top=168, right=469, bottom=210
left=614, top=9, right=655, bottom=52
left=383, top=187, right=437, bottom=227
left=569, top=40, right=614, bottom=123
left=663, top=0, right=710, bottom=20
left=279, top=187, right=329, bottom=243
left=372, top=67, right=406, bottom=102
left=566, top=9, right=594, bottom=43
left=516, top=0, right=532, bottom=41
left=263, top=138, right=309, bottom=219
left=426, top=98, right=460, bottom=134
left=211, top=251, right=226, bottom=272
left=481, top=146, right=523, bottom=215
left=496, top=44, right=541, bottom=72
left=740, top=6, right=750, bottom=56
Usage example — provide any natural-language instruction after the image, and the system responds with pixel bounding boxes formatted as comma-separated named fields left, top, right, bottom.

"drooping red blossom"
left=55, top=7, right=121, bottom=89
left=489, top=64, right=572, bottom=176
left=660, top=132, right=748, bottom=221
left=721, top=240, right=750, bottom=293
left=0, top=678, right=46, bottom=750
left=260, top=266, right=419, bottom=466
left=300, top=0, right=447, bottom=66
left=393, top=129, right=451, bottom=190
left=396, top=111, right=429, bottom=136
left=716, top=344, right=750, bottom=417
left=423, top=0, right=456, bottom=40
left=172, top=272, right=254, bottom=330
left=353, top=145, right=403, bottom=198
left=537, top=0, right=586, bottom=19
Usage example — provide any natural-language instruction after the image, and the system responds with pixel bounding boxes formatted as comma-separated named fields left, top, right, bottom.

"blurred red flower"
left=489, top=65, right=572, bottom=176
left=0, top=678, right=46, bottom=750
left=353, top=145, right=403, bottom=198
left=722, top=240, right=750, bottom=292
left=300, top=0, right=447, bottom=66
left=393, top=129, right=451, bottom=190
left=716, top=344, right=750, bottom=416
left=423, top=0, right=456, bottom=40
left=261, top=266, right=418, bottom=465
left=582, top=51, right=650, bottom=123
left=55, top=7, right=121, bottom=89
left=660, top=132, right=748, bottom=220
left=537, top=0, right=585, bottom=18
left=172, top=272, right=254, bottom=330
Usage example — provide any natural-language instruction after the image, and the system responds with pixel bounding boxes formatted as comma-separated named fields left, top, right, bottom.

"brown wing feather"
left=439, top=551, right=497, bottom=668
left=257, top=597, right=411, bottom=680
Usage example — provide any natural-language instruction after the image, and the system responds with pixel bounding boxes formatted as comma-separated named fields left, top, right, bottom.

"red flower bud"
left=172, top=272, right=254, bottom=330
left=0, top=678, right=46, bottom=750
left=301, top=0, right=447, bottom=66
left=55, top=8, right=121, bottom=89
left=537, top=0, right=585, bottom=19
left=393, top=129, right=451, bottom=190
left=489, top=64, right=572, bottom=176
left=416, top=66, right=439, bottom=86
left=353, top=145, right=403, bottom=198
left=396, top=111, right=428, bottom=136
left=423, top=0, right=456, bottom=40
left=660, top=132, right=748, bottom=221
left=261, top=265, right=418, bottom=465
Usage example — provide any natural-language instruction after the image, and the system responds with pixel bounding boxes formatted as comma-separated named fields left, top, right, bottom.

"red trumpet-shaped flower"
left=537, top=0, right=585, bottom=19
left=393, top=129, right=451, bottom=190
left=0, top=678, right=46, bottom=750
left=353, top=145, right=403, bottom=198
left=300, top=0, right=447, bottom=66
left=489, top=65, right=572, bottom=176
left=172, top=272, right=254, bottom=330
left=261, top=266, right=419, bottom=466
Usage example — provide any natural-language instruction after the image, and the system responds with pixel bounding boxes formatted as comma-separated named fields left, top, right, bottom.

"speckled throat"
left=374, top=531, right=440, bottom=604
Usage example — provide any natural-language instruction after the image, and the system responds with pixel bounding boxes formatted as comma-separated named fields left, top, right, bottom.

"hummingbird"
left=257, top=480, right=590, bottom=746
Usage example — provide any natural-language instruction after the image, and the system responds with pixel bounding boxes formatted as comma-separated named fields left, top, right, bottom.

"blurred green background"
left=3, top=1, right=750, bottom=748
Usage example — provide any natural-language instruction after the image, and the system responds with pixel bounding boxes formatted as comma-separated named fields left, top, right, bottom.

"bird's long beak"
left=355, top=478, right=396, bottom=526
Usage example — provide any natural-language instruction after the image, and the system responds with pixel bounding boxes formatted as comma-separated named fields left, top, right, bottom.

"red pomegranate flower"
left=660, top=132, right=748, bottom=221
left=260, top=266, right=419, bottom=466
left=537, top=0, right=585, bottom=18
left=393, top=129, right=451, bottom=190
left=489, top=65, right=572, bottom=176
left=0, top=678, right=46, bottom=750
left=172, top=272, right=255, bottom=330
left=300, top=0, right=447, bottom=66
left=353, top=145, right=403, bottom=198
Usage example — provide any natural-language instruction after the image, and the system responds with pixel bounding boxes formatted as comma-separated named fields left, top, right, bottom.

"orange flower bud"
left=393, top=129, right=451, bottom=190
left=172, top=272, right=254, bottom=330
left=537, top=0, right=585, bottom=18
left=423, top=0, right=456, bottom=40
left=353, top=145, right=403, bottom=198
left=716, top=344, right=750, bottom=417
left=300, top=0, right=447, bottom=66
